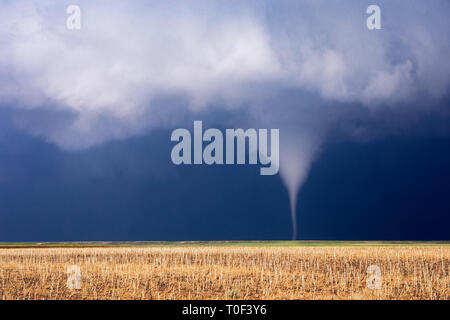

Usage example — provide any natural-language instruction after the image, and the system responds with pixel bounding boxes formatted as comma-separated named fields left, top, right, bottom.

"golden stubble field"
left=0, top=246, right=448, bottom=300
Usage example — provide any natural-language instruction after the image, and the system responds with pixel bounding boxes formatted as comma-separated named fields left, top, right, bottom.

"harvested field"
left=0, top=246, right=448, bottom=300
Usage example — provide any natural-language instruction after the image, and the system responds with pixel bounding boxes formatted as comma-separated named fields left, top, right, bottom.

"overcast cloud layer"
left=0, top=0, right=449, bottom=150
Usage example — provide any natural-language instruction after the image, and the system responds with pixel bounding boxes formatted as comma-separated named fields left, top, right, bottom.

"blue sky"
left=0, top=1, right=449, bottom=241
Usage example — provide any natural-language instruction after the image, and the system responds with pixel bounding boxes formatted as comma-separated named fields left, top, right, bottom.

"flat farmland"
left=0, top=245, right=448, bottom=300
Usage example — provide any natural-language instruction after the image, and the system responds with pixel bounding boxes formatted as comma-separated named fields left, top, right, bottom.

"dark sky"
left=1, top=118, right=449, bottom=242
left=0, top=1, right=450, bottom=242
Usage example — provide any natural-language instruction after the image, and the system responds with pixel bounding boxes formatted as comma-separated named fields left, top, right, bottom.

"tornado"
left=280, top=133, right=321, bottom=240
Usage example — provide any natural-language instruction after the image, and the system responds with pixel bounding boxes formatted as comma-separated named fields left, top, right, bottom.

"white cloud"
left=0, top=0, right=449, bottom=149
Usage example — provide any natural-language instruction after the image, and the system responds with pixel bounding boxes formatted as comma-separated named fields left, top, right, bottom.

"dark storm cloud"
left=0, top=0, right=449, bottom=150
left=0, top=1, right=449, bottom=240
